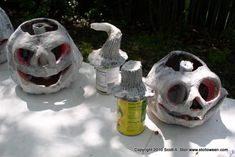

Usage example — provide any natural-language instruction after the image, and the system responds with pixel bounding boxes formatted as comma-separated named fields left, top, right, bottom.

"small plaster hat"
left=112, top=60, right=154, bottom=101
left=88, top=22, right=128, bottom=69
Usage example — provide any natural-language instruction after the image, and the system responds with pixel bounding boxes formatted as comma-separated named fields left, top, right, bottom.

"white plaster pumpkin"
left=7, top=18, right=83, bottom=94
left=145, top=51, right=228, bottom=127
left=0, top=7, right=14, bottom=63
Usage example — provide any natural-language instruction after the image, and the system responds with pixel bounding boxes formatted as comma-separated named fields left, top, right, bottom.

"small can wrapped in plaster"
left=112, top=60, right=154, bottom=135
left=0, top=7, right=14, bottom=64
left=145, top=51, right=228, bottom=127
left=88, top=22, right=128, bottom=94
left=7, top=18, right=83, bottom=94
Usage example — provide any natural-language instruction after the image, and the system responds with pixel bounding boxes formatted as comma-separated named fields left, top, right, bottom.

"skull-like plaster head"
left=0, top=8, right=14, bottom=63
left=145, top=51, right=228, bottom=127
left=7, top=18, right=83, bottom=94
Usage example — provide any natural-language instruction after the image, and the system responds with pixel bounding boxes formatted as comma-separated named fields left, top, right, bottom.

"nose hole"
left=38, top=55, right=49, bottom=66
left=190, top=99, right=203, bottom=110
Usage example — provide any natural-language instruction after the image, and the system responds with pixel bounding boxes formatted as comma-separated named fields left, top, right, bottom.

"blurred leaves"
left=208, top=48, right=230, bottom=64
left=0, top=0, right=234, bottom=97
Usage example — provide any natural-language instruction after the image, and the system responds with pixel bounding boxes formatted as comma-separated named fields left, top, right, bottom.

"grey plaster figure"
left=88, top=22, right=128, bottom=94
left=145, top=51, right=228, bottom=127
left=0, top=7, right=14, bottom=63
left=7, top=18, right=83, bottom=94
left=112, top=60, right=154, bottom=101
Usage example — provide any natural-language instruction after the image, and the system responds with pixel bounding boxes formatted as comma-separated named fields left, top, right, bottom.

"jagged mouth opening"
left=158, top=100, right=221, bottom=121
left=17, top=65, right=71, bottom=87
left=159, top=103, right=201, bottom=121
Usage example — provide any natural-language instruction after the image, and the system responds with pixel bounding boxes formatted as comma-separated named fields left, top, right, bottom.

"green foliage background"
left=1, top=0, right=235, bottom=97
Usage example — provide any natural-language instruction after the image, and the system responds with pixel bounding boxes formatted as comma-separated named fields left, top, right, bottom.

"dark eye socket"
left=51, top=43, right=70, bottom=61
left=16, top=48, right=34, bottom=65
left=199, top=79, right=219, bottom=101
left=167, top=84, right=188, bottom=104
left=52, top=45, right=61, bottom=61
left=0, top=39, right=8, bottom=45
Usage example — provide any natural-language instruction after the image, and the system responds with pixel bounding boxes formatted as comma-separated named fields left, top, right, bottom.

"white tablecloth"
left=0, top=62, right=234, bottom=157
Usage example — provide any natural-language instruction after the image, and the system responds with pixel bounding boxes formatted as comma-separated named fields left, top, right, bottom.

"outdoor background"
left=1, top=0, right=235, bottom=98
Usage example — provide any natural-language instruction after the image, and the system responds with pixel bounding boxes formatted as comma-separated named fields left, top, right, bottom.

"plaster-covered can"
left=145, top=51, right=228, bottom=127
left=7, top=18, right=83, bottom=94
left=88, top=22, right=128, bottom=94
left=112, top=60, right=154, bottom=135
left=0, top=7, right=14, bottom=64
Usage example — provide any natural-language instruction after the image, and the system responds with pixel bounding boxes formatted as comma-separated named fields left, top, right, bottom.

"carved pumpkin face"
left=7, top=18, right=83, bottom=94
left=0, top=8, right=14, bottom=63
left=146, top=51, right=227, bottom=127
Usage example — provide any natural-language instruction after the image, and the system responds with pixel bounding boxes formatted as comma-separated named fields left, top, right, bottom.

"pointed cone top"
left=88, top=22, right=128, bottom=68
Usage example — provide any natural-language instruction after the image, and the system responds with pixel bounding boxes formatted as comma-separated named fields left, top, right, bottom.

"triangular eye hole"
left=16, top=48, right=34, bottom=65
left=199, top=79, right=220, bottom=101
left=52, top=46, right=61, bottom=61
left=51, top=43, right=70, bottom=62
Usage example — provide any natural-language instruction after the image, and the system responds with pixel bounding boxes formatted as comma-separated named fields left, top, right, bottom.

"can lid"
left=88, top=22, right=128, bottom=69
left=112, top=60, right=154, bottom=101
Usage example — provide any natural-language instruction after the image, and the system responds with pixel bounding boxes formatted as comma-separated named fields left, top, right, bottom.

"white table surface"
left=0, top=62, right=235, bottom=157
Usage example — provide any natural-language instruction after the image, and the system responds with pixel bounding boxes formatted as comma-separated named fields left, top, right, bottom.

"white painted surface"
left=0, top=62, right=234, bottom=157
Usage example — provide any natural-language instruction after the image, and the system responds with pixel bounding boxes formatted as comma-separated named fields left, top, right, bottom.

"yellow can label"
left=117, top=98, right=147, bottom=136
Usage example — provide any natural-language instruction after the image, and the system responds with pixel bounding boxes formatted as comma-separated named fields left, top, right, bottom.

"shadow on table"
left=56, top=118, right=164, bottom=157
left=0, top=62, right=15, bottom=97
left=0, top=119, right=41, bottom=157
left=48, top=91, right=163, bottom=157
left=15, top=74, right=87, bottom=112
left=0, top=62, right=9, bottom=82
left=117, top=126, right=164, bottom=155
left=85, top=95, right=165, bottom=156
left=85, top=94, right=165, bottom=156
left=147, top=107, right=233, bottom=157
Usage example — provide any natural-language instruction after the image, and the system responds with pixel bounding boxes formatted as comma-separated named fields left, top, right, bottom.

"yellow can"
left=117, top=98, right=147, bottom=136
